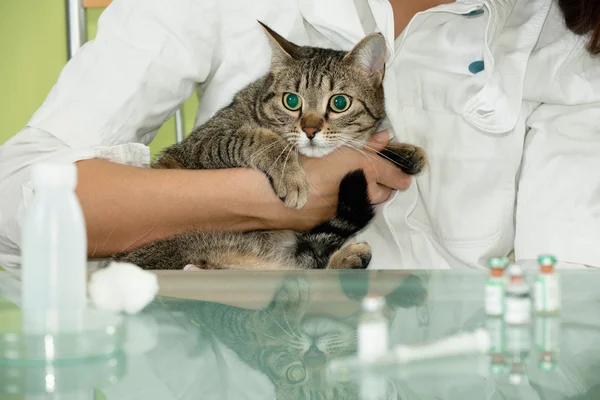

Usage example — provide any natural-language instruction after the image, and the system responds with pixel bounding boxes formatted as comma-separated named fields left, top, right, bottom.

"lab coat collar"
left=297, top=0, right=396, bottom=61
left=298, top=0, right=518, bottom=63
left=298, top=0, right=366, bottom=52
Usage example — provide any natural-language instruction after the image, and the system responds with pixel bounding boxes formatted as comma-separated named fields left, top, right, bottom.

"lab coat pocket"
left=400, top=108, right=515, bottom=245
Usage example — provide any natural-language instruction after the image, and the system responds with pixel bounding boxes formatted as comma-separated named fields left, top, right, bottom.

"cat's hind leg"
left=113, top=231, right=295, bottom=271
left=112, top=233, right=220, bottom=270
left=326, top=242, right=372, bottom=270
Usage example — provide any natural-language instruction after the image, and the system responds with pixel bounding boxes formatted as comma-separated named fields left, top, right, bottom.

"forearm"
left=76, top=159, right=284, bottom=257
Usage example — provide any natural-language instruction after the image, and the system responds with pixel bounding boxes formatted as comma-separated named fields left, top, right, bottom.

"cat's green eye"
left=329, top=94, right=352, bottom=113
left=283, top=93, right=302, bottom=111
left=286, top=365, right=306, bottom=383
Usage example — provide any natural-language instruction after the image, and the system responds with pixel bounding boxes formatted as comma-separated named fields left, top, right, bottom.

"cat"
left=113, top=22, right=426, bottom=270
left=155, top=275, right=428, bottom=399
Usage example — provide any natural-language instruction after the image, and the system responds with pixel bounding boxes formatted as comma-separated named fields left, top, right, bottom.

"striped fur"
left=114, top=23, right=427, bottom=271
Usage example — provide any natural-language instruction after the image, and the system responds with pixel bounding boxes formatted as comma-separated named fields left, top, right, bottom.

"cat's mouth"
left=303, top=346, right=327, bottom=368
left=299, top=144, right=337, bottom=158
left=294, top=130, right=337, bottom=158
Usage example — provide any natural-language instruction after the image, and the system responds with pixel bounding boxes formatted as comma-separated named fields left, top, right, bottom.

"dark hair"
left=558, top=0, right=600, bottom=55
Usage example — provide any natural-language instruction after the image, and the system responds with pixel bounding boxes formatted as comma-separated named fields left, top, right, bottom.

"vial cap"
left=507, top=264, right=523, bottom=277
left=31, top=163, right=77, bottom=189
left=488, top=257, right=508, bottom=269
left=538, top=255, right=556, bottom=266
left=490, top=363, right=506, bottom=374
left=539, top=360, right=556, bottom=371
left=361, top=296, right=386, bottom=312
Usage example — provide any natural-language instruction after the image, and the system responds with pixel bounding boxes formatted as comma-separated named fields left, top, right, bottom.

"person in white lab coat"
left=0, top=0, right=599, bottom=270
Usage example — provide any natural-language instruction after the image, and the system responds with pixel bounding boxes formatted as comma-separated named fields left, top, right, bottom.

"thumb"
left=366, top=131, right=390, bottom=151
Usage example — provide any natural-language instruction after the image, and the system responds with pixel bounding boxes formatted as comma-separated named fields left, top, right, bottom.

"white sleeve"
left=27, top=0, right=218, bottom=147
left=515, top=40, right=600, bottom=267
left=0, top=0, right=220, bottom=269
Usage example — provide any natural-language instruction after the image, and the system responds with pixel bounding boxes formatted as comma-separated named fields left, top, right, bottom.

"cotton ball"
left=89, top=262, right=159, bottom=314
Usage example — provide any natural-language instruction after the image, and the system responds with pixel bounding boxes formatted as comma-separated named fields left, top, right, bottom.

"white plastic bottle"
left=21, top=162, right=87, bottom=332
left=358, top=297, right=389, bottom=362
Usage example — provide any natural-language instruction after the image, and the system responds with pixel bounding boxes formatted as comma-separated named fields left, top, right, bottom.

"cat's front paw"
left=268, top=164, right=310, bottom=209
left=327, top=242, right=372, bottom=270
left=379, top=143, right=427, bottom=175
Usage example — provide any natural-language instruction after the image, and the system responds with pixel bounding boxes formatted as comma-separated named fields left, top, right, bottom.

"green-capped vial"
left=488, top=257, right=508, bottom=269
left=538, top=255, right=557, bottom=267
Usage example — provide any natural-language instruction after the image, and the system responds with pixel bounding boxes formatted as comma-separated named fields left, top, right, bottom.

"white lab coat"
left=0, top=0, right=599, bottom=270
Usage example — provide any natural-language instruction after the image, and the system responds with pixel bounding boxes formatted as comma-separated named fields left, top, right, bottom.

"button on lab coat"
left=1, top=0, right=599, bottom=270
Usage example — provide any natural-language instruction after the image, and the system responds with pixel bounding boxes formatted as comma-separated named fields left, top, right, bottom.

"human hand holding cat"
left=301, top=130, right=412, bottom=203
left=254, top=130, right=413, bottom=232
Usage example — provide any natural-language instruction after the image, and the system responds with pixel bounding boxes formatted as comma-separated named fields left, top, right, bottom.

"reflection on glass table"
left=2, top=269, right=600, bottom=399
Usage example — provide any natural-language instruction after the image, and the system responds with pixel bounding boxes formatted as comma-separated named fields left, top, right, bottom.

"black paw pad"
left=358, top=252, right=372, bottom=268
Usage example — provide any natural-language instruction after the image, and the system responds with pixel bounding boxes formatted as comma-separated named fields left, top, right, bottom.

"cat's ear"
left=258, top=21, right=300, bottom=67
left=345, top=33, right=387, bottom=86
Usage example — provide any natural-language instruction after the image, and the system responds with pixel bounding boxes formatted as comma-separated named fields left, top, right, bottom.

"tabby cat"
left=114, top=23, right=426, bottom=270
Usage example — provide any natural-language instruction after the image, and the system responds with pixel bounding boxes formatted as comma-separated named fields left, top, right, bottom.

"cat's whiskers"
left=297, top=166, right=334, bottom=209
left=282, top=131, right=300, bottom=142
left=265, top=143, right=292, bottom=177
left=337, top=144, right=379, bottom=178
left=248, top=141, right=282, bottom=166
left=327, top=331, right=357, bottom=339
left=260, top=308, right=301, bottom=340
left=320, top=333, right=357, bottom=344
left=361, top=143, right=412, bottom=165
left=341, top=136, right=413, bottom=168
left=246, top=141, right=293, bottom=194
left=280, top=142, right=297, bottom=177
left=302, top=291, right=315, bottom=313
left=338, top=135, right=412, bottom=171
left=246, top=325, right=299, bottom=346
left=281, top=307, right=303, bottom=340
left=325, top=337, right=357, bottom=347
left=325, top=337, right=357, bottom=348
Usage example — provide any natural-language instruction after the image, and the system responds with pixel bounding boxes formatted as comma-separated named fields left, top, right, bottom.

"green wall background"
left=0, top=0, right=199, bottom=157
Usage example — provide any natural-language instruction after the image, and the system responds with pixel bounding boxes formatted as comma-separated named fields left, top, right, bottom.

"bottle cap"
left=539, top=359, right=556, bottom=371
left=538, top=255, right=556, bottom=267
left=361, top=296, right=386, bottom=312
left=488, top=257, right=508, bottom=269
left=507, top=264, right=523, bottom=277
left=490, top=363, right=506, bottom=374
left=31, top=163, right=77, bottom=189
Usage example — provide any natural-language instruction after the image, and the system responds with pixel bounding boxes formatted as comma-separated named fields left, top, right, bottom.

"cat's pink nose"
left=303, top=126, right=319, bottom=139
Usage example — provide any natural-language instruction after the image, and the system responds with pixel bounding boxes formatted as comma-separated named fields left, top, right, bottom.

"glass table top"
left=2, top=269, right=600, bottom=400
